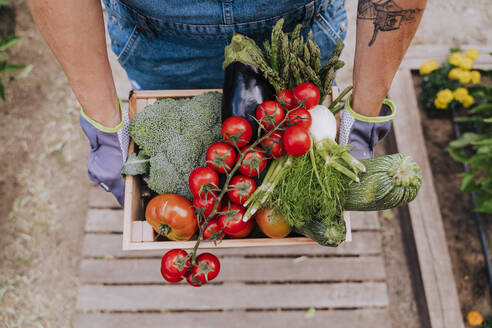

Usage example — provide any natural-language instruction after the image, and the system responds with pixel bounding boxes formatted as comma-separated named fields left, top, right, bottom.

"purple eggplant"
left=221, top=62, right=275, bottom=139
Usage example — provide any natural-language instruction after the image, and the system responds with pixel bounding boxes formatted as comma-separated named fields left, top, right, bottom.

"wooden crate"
left=122, top=89, right=352, bottom=251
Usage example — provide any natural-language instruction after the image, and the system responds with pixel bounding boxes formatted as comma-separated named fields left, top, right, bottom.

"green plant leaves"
left=0, top=36, right=20, bottom=52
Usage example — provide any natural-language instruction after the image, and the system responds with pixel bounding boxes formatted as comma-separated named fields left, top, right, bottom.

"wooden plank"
left=82, top=231, right=381, bottom=258
left=131, top=221, right=143, bottom=242
left=85, top=209, right=123, bottom=232
left=389, top=69, right=463, bottom=328
left=88, top=186, right=121, bottom=209
left=73, top=309, right=391, bottom=328
left=401, top=44, right=492, bottom=70
left=76, top=282, right=388, bottom=311
left=80, top=256, right=386, bottom=284
left=85, top=209, right=378, bottom=233
left=350, top=211, right=380, bottom=230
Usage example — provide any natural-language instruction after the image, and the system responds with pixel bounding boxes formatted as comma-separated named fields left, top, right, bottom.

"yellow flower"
left=436, top=89, right=454, bottom=103
left=434, top=98, right=448, bottom=109
left=449, top=52, right=464, bottom=66
left=419, top=60, right=438, bottom=75
left=467, top=311, right=483, bottom=327
left=458, top=70, right=472, bottom=84
left=448, top=68, right=463, bottom=80
left=465, top=48, right=479, bottom=60
left=471, top=70, right=481, bottom=84
left=462, top=95, right=474, bottom=108
left=453, top=88, right=469, bottom=102
left=459, top=57, right=474, bottom=70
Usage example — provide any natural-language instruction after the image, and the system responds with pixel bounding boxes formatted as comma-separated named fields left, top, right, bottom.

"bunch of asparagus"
left=223, top=19, right=345, bottom=103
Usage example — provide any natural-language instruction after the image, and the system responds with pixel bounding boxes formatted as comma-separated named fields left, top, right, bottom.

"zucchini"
left=343, top=153, right=422, bottom=211
left=295, top=216, right=346, bottom=247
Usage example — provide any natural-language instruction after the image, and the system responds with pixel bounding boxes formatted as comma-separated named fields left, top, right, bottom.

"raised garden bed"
left=386, top=45, right=492, bottom=328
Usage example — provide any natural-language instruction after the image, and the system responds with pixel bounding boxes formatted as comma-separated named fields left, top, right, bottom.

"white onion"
left=309, top=105, right=337, bottom=142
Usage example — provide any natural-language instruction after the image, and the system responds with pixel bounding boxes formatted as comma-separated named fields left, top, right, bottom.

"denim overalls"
left=103, top=0, right=347, bottom=90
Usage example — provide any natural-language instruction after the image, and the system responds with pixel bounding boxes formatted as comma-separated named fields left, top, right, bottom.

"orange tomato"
left=254, top=208, right=291, bottom=238
left=145, top=194, right=197, bottom=241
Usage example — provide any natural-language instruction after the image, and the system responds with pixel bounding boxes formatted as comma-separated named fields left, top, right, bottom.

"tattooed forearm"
left=357, top=0, right=423, bottom=46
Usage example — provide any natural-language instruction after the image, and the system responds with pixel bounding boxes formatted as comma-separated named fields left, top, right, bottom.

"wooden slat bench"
left=73, top=186, right=390, bottom=327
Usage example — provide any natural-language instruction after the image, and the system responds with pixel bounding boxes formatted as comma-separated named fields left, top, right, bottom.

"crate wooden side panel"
left=123, top=89, right=352, bottom=251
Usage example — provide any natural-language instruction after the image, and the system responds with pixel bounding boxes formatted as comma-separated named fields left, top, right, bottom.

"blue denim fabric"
left=103, top=0, right=347, bottom=90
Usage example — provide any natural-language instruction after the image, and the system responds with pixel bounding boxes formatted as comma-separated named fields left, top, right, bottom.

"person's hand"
left=338, top=95, right=396, bottom=159
left=79, top=101, right=129, bottom=206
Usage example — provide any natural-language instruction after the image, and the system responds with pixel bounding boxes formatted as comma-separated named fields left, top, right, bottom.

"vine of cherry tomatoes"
left=157, top=82, right=321, bottom=287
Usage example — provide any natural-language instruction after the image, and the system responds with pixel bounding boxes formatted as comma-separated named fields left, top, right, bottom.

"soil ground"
left=0, top=0, right=491, bottom=327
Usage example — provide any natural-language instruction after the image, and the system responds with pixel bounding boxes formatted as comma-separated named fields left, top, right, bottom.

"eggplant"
left=221, top=62, right=275, bottom=138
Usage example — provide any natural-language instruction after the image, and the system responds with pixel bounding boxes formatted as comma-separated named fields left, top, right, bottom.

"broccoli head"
left=129, top=92, right=222, bottom=199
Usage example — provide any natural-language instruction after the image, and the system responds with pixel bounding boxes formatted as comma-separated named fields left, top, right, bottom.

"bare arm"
left=351, top=0, right=426, bottom=116
left=27, top=0, right=120, bottom=127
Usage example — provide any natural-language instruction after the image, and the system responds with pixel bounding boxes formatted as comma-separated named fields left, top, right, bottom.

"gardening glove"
left=79, top=100, right=130, bottom=206
left=338, top=94, right=396, bottom=159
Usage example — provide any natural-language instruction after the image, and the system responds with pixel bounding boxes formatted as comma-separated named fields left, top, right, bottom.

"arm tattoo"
left=357, top=0, right=423, bottom=46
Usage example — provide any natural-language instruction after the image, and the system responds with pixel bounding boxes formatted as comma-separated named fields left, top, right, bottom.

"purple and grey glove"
left=79, top=101, right=129, bottom=206
left=339, top=95, right=396, bottom=159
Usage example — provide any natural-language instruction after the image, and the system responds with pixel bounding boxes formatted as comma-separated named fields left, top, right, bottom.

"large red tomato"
left=160, top=249, right=190, bottom=279
left=191, top=253, right=221, bottom=283
left=206, top=142, right=236, bottom=174
left=222, top=116, right=253, bottom=147
left=256, top=100, right=285, bottom=130
left=283, top=126, right=311, bottom=157
left=293, top=82, right=320, bottom=109
left=238, top=147, right=267, bottom=177
left=217, top=203, right=254, bottom=238
left=228, top=175, right=257, bottom=205
left=260, top=131, right=285, bottom=159
left=145, top=194, right=197, bottom=241
left=189, top=167, right=219, bottom=198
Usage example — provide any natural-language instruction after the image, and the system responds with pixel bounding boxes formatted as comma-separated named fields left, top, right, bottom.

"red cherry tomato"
left=160, top=249, right=190, bottom=280
left=293, top=82, right=320, bottom=109
left=228, top=175, right=257, bottom=205
left=222, top=116, right=252, bottom=148
left=161, top=269, right=183, bottom=283
left=238, top=147, right=267, bottom=177
left=217, top=203, right=253, bottom=238
left=203, top=217, right=226, bottom=240
left=276, top=89, right=297, bottom=110
left=206, top=142, right=236, bottom=174
left=193, top=192, right=218, bottom=219
left=256, top=100, right=285, bottom=130
left=189, top=167, right=219, bottom=197
left=185, top=271, right=204, bottom=287
left=261, top=131, right=285, bottom=159
left=227, top=220, right=254, bottom=238
left=287, top=108, right=312, bottom=130
left=191, top=253, right=221, bottom=283
left=283, top=126, right=311, bottom=156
